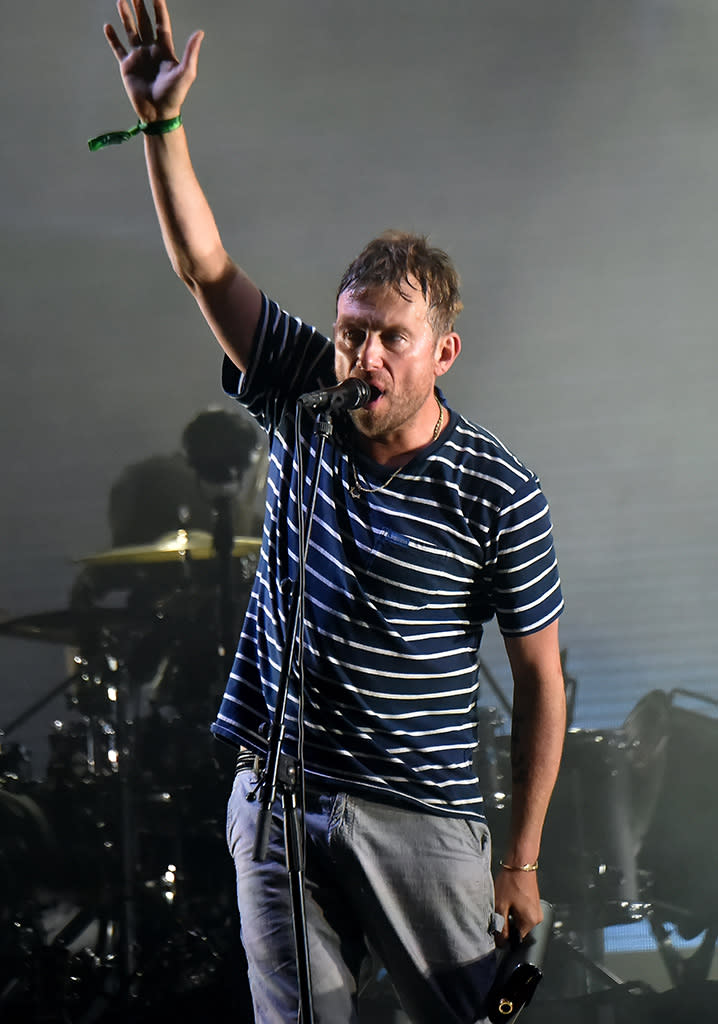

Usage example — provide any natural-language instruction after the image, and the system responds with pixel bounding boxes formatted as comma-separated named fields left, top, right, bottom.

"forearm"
left=492, top=626, right=565, bottom=938
left=143, top=126, right=261, bottom=368
left=144, top=126, right=229, bottom=283
left=501, top=620, right=566, bottom=865
left=504, top=664, right=566, bottom=866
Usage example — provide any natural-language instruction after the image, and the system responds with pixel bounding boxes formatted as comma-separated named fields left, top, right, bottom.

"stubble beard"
left=350, top=385, right=434, bottom=443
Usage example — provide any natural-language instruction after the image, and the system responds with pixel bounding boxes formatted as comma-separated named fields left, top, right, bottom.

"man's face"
left=333, top=281, right=458, bottom=448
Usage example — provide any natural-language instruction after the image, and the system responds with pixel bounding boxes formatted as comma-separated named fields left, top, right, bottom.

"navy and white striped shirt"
left=211, top=295, right=564, bottom=821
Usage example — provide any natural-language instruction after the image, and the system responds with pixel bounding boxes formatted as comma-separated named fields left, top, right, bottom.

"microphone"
left=297, top=378, right=372, bottom=413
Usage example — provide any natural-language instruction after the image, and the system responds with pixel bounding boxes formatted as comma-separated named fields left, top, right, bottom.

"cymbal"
left=0, top=608, right=140, bottom=646
left=77, top=530, right=261, bottom=566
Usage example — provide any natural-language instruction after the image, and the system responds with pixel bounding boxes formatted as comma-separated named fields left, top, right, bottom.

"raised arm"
left=494, top=619, right=566, bottom=940
left=104, top=0, right=261, bottom=372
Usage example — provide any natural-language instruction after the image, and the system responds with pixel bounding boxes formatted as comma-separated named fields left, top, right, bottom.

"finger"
left=179, top=29, right=205, bottom=78
left=133, top=0, right=155, bottom=43
left=491, top=906, right=510, bottom=945
left=117, top=0, right=140, bottom=46
left=104, top=23, right=128, bottom=61
left=153, top=0, right=175, bottom=51
left=513, top=909, right=540, bottom=941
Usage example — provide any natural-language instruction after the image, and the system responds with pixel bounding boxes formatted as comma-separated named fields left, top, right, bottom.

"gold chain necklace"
left=348, top=395, right=444, bottom=499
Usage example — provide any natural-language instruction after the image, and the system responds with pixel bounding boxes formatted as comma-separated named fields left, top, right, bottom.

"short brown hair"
left=336, top=230, right=463, bottom=334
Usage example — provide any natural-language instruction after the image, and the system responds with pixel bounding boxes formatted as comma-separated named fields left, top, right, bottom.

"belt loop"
left=235, top=747, right=264, bottom=776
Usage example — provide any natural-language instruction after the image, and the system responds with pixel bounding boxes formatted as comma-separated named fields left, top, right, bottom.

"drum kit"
left=0, top=528, right=260, bottom=1022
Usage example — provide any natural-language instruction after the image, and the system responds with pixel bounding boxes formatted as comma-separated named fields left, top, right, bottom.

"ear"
left=434, top=331, right=461, bottom=378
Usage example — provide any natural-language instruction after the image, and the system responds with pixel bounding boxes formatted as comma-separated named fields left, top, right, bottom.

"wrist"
left=140, top=113, right=183, bottom=136
left=88, top=111, right=183, bottom=152
left=499, top=858, right=539, bottom=873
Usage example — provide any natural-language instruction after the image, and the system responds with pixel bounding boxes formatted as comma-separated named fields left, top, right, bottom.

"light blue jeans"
left=226, top=766, right=498, bottom=1024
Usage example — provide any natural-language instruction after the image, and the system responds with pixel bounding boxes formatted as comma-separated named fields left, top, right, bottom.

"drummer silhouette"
left=66, top=408, right=267, bottom=709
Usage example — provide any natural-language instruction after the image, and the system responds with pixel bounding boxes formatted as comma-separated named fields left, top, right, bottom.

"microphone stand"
left=252, top=406, right=335, bottom=1024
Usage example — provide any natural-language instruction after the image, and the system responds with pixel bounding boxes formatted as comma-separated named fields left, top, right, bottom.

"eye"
left=339, top=327, right=365, bottom=347
left=382, top=330, right=406, bottom=346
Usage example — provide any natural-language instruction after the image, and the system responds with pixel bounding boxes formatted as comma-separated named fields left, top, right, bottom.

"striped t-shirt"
left=211, top=295, right=564, bottom=821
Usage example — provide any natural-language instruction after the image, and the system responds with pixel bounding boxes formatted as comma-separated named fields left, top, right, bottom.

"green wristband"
left=88, top=113, right=182, bottom=152
left=140, top=114, right=183, bottom=136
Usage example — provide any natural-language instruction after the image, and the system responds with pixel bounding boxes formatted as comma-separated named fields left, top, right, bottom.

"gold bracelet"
left=499, top=859, right=539, bottom=872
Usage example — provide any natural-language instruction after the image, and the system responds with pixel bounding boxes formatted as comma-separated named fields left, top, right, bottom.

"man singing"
left=101, top=3, right=566, bottom=1020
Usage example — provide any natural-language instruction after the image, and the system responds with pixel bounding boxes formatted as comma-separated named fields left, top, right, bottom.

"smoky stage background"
left=1, top=2, right=717, bottom=1021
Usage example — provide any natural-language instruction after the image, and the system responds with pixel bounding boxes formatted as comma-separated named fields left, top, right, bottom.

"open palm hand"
left=104, top=0, right=203, bottom=123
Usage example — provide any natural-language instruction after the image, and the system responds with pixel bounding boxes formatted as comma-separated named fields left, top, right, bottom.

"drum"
left=527, top=729, right=641, bottom=927
left=0, top=781, right=56, bottom=895
left=0, top=775, right=72, bottom=976
left=135, top=714, right=233, bottom=837
left=43, top=718, right=126, bottom=901
left=0, top=741, right=33, bottom=784
left=46, top=717, right=119, bottom=785
left=623, top=688, right=718, bottom=936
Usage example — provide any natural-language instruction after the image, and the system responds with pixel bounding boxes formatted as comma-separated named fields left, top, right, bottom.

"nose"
left=356, top=332, right=383, bottom=371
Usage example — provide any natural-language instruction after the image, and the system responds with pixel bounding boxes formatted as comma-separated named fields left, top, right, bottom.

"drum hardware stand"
left=206, top=478, right=241, bottom=683
left=111, top=655, right=140, bottom=1007
left=569, top=765, right=616, bottom=997
left=603, top=732, right=643, bottom=919
left=647, top=910, right=718, bottom=988
left=671, top=686, right=718, bottom=712
left=538, top=931, right=656, bottom=1024
left=182, top=407, right=255, bottom=690
left=252, top=405, right=336, bottom=1024
left=0, top=667, right=84, bottom=743
left=53, top=645, right=149, bottom=1017
left=545, top=924, right=630, bottom=994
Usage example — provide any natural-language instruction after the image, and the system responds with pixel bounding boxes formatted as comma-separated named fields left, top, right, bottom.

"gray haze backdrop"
left=1, top=1, right=717, bottom=766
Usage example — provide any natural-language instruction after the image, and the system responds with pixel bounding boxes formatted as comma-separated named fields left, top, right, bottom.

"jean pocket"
left=226, top=769, right=254, bottom=855
left=464, top=818, right=492, bottom=858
